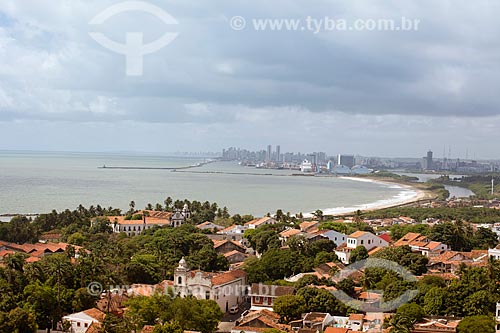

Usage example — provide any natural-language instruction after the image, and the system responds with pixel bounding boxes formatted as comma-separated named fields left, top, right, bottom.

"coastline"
left=304, top=176, right=433, bottom=217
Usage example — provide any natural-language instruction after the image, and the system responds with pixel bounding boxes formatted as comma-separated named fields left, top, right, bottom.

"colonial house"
left=249, top=283, right=295, bottom=311
left=394, top=232, right=449, bottom=257
left=217, top=224, right=248, bottom=238
left=107, top=210, right=172, bottom=236
left=108, top=207, right=191, bottom=236
left=411, top=317, right=461, bottom=332
left=231, top=309, right=290, bottom=333
left=62, top=308, right=106, bottom=333
left=489, top=244, right=500, bottom=260
left=309, top=229, right=348, bottom=247
left=334, top=231, right=389, bottom=264
left=173, top=258, right=247, bottom=313
left=0, top=241, right=83, bottom=263
left=245, top=217, right=278, bottom=229
left=279, top=228, right=303, bottom=243
left=427, top=250, right=488, bottom=274
left=212, top=239, right=246, bottom=255
left=348, top=313, right=364, bottom=331
left=197, top=221, right=224, bottom=231
left=346, top=231, right=389, bottom=251
left=224, top=250, right=248, bottom=264
left=292, top=312, right=335, bottom=331
left=299, top=221, right=320, bottom=233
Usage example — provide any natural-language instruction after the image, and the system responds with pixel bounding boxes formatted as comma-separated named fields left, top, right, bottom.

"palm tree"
left=129, top=200, right=136, bottom=214
left=313, top=209, right=324, bottom=222
left=164, top=197, right=173, bottom=211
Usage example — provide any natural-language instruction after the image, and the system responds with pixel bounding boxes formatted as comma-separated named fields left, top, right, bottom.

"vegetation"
left=363, top=206, right=500, bottom=224
left=1, top=197, right=500, bottom=331
left=431, top=174, right=500, bottom=199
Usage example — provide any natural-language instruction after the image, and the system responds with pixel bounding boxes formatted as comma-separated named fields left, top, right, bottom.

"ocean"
left=0, top=151, right=418, bottom=217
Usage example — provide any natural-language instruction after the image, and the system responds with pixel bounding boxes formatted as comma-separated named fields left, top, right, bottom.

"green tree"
left=389, top=303, right=424, bottom=333
left=273, top=295, right=306, bottom=323
left=457, top=315, right=495, bottom=333
left=350, top=246, right=368, bottom=263
left=153, top=321, right=184, bottom=333
left=0, top=307, right=38, bottom=333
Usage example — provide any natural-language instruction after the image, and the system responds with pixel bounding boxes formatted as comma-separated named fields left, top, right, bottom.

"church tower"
left=174, top=257, right=189, bottom=297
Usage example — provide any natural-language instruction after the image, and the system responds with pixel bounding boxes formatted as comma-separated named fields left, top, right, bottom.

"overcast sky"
left=0, top=1, right=499, bottom=158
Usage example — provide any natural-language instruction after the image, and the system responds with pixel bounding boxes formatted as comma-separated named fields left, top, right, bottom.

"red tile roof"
left=211, top=269, right=246, bottom=286
left=83, top=308, right=106, bottom=322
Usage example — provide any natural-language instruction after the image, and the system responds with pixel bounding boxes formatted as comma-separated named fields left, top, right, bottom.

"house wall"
left=62, top=317, right=95, bottom=333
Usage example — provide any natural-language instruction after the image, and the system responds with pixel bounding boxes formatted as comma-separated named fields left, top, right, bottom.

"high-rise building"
left=266, top=145, right=272, bottom=162
left=275, top=145, right=281, bottom=163
left=423, top=150, right=433, bottom=170
left=337, top=154, right=355, bottom=168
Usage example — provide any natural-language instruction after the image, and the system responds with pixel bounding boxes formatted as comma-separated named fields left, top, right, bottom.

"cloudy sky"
left=0, top=0, right=499, bottom=158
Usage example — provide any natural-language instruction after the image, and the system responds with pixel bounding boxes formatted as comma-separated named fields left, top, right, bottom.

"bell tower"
left=174, top=257, right=189, bottom=297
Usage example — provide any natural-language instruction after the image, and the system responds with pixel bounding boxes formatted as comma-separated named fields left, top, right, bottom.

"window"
left=77, top=323, right=81, bottom=327
left=360, top=240, right=364, bottom=245
left=178, top=276, right=182, bottom=284
left=255, top=296, right=261, bottom=302
left=205, top=291, right=210, bottom=300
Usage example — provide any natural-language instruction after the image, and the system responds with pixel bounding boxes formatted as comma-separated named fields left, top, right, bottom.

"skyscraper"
left=426, top=150, right=433, bottom=170
left=337, top=154, right=355, bottom=168
left=276, top=145, right=281, bottom=163
left=266, top=145, right=272, bottom=162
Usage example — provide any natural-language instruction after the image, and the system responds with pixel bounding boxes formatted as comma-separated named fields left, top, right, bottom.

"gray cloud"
left=0, top=0, right=500, bottom=156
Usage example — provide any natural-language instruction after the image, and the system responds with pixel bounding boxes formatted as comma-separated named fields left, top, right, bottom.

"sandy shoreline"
left=304, top=176, right=432, bottom=217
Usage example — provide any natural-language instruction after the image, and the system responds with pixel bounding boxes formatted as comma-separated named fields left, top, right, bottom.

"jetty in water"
left=98, top=159, right=216, bottom=171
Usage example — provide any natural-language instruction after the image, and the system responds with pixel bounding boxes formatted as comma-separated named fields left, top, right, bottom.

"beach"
left=304, top=176, right=431, bottom=217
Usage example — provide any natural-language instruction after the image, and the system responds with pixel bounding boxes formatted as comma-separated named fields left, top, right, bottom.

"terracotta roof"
left=358, top=291, right=382, bottom=300
left=324, top=328, right=349, bottom=333
left=303, top=312, right=328, bottom=322
left=394, top=232, right=426, bottom=247
left=250, top=283, right=295, bottom=297
left=349, top=231, right=368, bottom=238
left=217, top=224, right=244, bottom=234
left=223, top=250, right=246, bottom=258
left=83, top=308, right=106, bottom=322
left=245, top=217, right=276, bottom=227
left=280, top=228, right=302, bottom=237
left=300, top=221, right=319, bottom=230
left=107, top=213, right=172, bottom=225
left=211, top=269, right=246, bottom=286
left=368, top=247, right=384, bottom=256
left=349, top=313, right=365, bottom=321
left=86, top=322, right=102, bottom=333
left=235, top=309, right=289, bottom=332
left=212, top=239, right=245, bottom=250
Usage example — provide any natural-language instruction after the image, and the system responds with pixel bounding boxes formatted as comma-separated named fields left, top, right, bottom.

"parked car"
left=229, top=305, right=239, bottom=314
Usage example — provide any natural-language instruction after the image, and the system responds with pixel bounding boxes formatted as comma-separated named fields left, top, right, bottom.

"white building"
left=173, top=258, right=247, bottom=313
left=346, top=231, right=388, bottom=251
left=489, top=245, right=500, bottom=260
left=244, top=217, right=277, bottom=229
left=313, top=229, right=348, bottom=247
left=107, top=207, right=191, bottom=236
left=335, top=231, right=389, bottom=264
left=171, top=204, right=191, bottom=227
left=217, top=224, right=248, bottom=236
left=300, top=159, right=314, bottom=173
left=62, top=308, right=105, bottom=333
